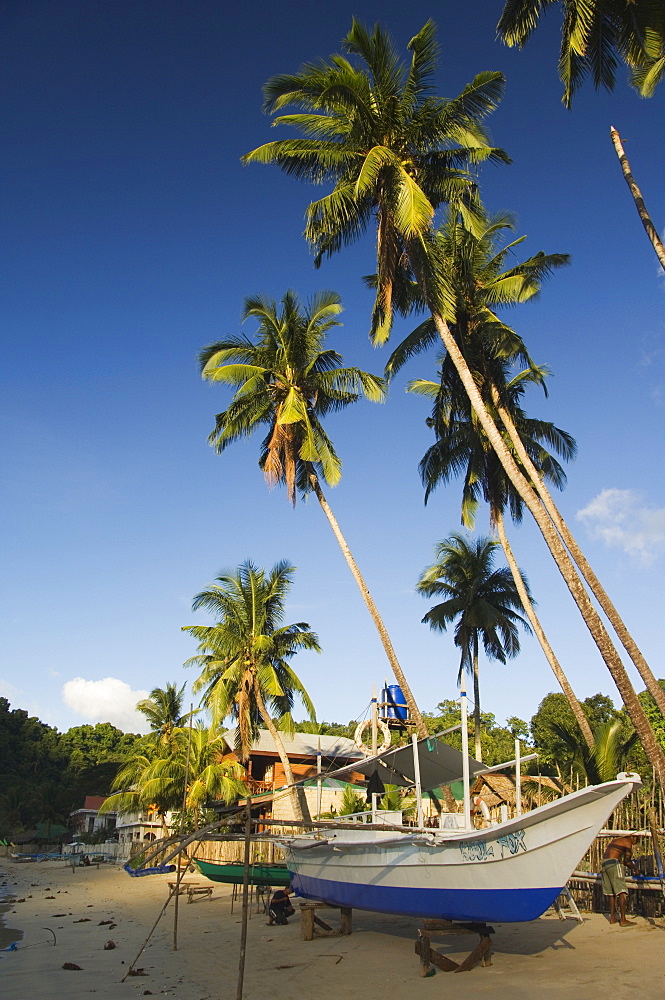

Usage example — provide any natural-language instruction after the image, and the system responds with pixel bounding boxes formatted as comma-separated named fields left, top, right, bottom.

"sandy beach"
left=1, top=857, right=664, bottom=999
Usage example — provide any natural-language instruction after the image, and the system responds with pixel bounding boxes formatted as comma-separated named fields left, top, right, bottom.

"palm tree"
left=416, top=211, right=665, bottom=721
left=198, top=289, right=427, bottom=738
left=183, top=559, right=319, bottom=821
left=548, top=719, right=639, bottom=785
left=411, top=364, right=595, bottom=748
left=99, top=725, right=248, bottom=833
left=244, top=23, right=665, bottom=785
left=136, top=682, right=196, bottom=746
left=417, top=533, right=530, bottom=760
left=497, top=1, right=665, bottom=105
left=387, top=210, right=594, bottom=747
left=380, top=783, right=416, bottom=818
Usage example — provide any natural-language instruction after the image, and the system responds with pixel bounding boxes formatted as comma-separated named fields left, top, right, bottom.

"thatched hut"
left=471, top=772, right=563, bottom=821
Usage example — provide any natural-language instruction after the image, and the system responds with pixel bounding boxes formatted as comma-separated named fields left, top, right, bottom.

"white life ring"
left=473, top=796, right=491, bottom=822
left=354, top=718, right=391, bottom=756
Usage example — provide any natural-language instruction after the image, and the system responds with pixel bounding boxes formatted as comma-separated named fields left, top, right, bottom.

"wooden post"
left=418, top=929, right=431, bottom=976
left=173, top=704, right=194, bottom=952
left=649, top=806, right=664, bottom=877
left=648, top=805, right=665, bottom=907
left=301, top=906, right=315, bottom=941
left=515, top=739, right=522, bottom=818
left=316, top=738, right=322, bottom=820
left=340, top=907, right=352, bottom=935
left=235, top=800, right=252, bottom=1000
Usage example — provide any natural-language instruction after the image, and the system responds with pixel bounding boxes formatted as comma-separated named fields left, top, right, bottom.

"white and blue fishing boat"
left=281, top=693, right=641, bottom=923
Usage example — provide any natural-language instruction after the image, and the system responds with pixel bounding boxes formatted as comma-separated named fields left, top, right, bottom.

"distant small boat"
left=194, top=857, right=290, bottom=887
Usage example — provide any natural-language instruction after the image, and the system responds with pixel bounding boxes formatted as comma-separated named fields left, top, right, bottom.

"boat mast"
left=411, top=732, right=425, bottom=828
left=371, top=687, right=379, bottom=820
left=316, top=737, right=322, bottom=820
left=460, top=687, right=472, bottom=830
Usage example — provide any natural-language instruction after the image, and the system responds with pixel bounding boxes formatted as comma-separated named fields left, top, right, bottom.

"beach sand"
left=1, top=858, right=663, bottom=999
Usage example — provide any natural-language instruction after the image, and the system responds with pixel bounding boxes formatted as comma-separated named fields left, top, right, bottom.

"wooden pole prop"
left=235, top=799, right=252, bottom=1000
left=174, top=705, right=194, bottom=951
left=316, top=737, right=322, bottom=820
left=121, top=884, right=179, bottom=982
left=648, top=806, right=665, bottom=902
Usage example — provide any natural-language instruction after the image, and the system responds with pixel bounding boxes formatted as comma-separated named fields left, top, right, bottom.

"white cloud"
left=62, top=677, right=150, bottom=733
left=577, top=488, right=665, bottom=566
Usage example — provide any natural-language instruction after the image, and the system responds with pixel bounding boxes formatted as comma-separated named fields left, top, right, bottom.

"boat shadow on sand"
left=321, top=908, right=588, bottom=957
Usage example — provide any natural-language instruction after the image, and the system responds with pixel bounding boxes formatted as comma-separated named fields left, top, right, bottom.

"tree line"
left=2, top=675, right=663, bottom=840
left=0, top=697, right=142, bottom=840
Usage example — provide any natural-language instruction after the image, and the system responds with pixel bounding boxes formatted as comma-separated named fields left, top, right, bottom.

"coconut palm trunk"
left=307, top=466, right=428, bottom=740
left=252, top=678, right=310, bottom=823
left=407, top=252, right=665, bottom=786
left=494, top=395, right=665, bottom=718
left=494, top=509, right=595, bottom=748
left=610, top=127, right=665, bottom=270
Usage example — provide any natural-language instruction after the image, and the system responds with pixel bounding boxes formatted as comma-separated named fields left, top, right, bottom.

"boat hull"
left=290, top=873, right=560, bottom=923
left=194, top=858, right=290, bottom=887
left=285, top=777, right=639, bottom=923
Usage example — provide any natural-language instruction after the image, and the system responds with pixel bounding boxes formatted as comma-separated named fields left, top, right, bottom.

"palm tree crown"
left=136, top=682, right=194, bottom=744
left=243, top=19, right=509, bottom=343
left=549, top=718, right=638, bottom=784
left=419, top=534, right=529, bottom=676
left=497, top=0, right=665, bottom=104
left=418, top=533, right=530, bottom=758
left=385, top=208, right=574, bottom=524
left=199, top=290, right=385, bottom=504
left=100, top=725, right=248, bottom=830
left=183, top=560, right=319, bottom=761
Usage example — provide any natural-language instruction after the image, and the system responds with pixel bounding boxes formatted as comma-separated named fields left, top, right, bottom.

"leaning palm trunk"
left=307, top=466, right=428, bottom=741
left=610, top=127, right=665, bottom=272
left=406, top=242, right=665, bottom=786
left=252, top=679, right=310, bottom=823
left=495, top=509, right=595, bottom=748
left=495, top=395, right=665, bottom=719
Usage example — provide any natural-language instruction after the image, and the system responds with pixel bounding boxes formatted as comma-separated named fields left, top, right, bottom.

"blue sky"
left=1, top=0, right=664, bottom=736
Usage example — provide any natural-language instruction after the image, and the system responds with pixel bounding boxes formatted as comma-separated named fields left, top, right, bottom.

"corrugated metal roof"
left=223, top=728, right=364, bottom=760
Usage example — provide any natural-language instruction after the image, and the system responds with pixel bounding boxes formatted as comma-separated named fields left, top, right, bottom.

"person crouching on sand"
left=267, top=888, right=295, bottom=926
left=602, top=833, right=640, bottom=926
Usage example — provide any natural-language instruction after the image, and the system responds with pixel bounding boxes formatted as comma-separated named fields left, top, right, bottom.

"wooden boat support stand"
left=415, top=919, right=494, bottom=975
left=299, top=901, right=352, bottom=940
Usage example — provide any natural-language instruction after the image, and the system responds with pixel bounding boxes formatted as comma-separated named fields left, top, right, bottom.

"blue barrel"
left=381, top=684, right=408, bottom=721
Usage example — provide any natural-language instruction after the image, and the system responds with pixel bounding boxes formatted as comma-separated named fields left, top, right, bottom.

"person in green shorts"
left=601, top=833, right=640, bottom=925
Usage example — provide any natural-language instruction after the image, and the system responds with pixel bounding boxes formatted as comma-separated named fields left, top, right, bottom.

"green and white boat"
left=193, top=857, right=290, bottom=887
